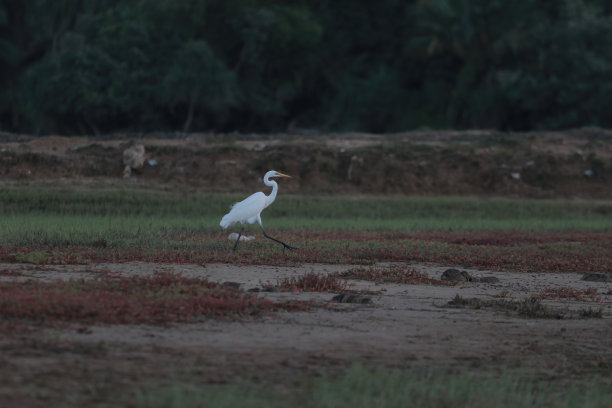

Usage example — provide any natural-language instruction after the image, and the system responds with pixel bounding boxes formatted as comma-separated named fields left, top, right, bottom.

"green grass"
left=133, top=364, right=612, bottom=408
left=0, top=187, right=611, bottom=270
left=1, top=187, right=611, bottom=238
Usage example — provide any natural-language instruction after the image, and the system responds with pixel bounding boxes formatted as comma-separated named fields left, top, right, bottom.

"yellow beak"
left=276, top=172, right=291, bottom=178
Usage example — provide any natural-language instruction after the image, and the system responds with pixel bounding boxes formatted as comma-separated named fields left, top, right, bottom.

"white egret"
left=220, top=170, right=297, bottom=251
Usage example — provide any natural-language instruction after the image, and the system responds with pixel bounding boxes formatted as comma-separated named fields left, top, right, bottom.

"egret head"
left=265, top=170, right=291, bottom=179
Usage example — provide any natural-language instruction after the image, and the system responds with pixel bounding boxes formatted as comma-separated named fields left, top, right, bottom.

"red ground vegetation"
left=0, top=272, right=309, bottom=329
left=1, top=231, right=611, bottom=274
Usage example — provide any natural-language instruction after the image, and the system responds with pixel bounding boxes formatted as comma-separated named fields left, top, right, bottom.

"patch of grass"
left=578, top=307, right=603, bottom=318
left=515, top=296, right=563, bottom=319
left=10, top=250, right=50, bottom=264
left=133, top=364, right=612, bottom=408
left=273, top=272, right=350, bottom=292
left=447, top=294, right=564, bottom=319
left=2, top=187, right=612, bottom=231
left=135, top=382, right=274, bottom=408
left=337, top=264, right=448, bottom=285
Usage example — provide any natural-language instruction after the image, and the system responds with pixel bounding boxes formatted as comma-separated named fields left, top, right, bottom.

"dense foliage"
left=2, top=0, right=612, bottom=134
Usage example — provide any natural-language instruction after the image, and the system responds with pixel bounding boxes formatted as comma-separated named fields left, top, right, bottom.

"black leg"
left=232, top=227, right=244, bottom=251
left=261, top=227, right=298, bottom=250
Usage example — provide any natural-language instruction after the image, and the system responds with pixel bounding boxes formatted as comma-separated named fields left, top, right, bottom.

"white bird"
left=220, top=170, right=297, bottom=251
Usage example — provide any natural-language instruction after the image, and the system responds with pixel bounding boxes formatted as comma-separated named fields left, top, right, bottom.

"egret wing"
left=220, top=192, right=266, bottom=228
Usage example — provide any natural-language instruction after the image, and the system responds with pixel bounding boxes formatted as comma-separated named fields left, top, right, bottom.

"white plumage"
left=220, top=192, right=267, bottom=229
left=220, top=170, right=296, bottom=250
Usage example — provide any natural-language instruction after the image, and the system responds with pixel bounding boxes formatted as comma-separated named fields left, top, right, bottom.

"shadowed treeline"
left=2, top=0, right=612, bottom=134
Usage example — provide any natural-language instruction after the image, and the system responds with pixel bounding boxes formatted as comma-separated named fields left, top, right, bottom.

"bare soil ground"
left=1, top=262, right=610, bottom=407
left=1, top=129, right=611, bottom=197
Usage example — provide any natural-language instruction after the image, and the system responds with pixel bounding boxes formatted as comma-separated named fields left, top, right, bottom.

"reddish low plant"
left=538, top=287, right=602, bottom=302
left=337, top=264, right=449, bottom=285
left=0, top=272, right=309, bottom=329
left=274, top=272, right=350, bottom=292
left=1, top=231, right=611, bottom=274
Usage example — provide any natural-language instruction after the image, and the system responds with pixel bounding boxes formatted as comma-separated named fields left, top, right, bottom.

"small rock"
left=441, top=269, right=497, bottom=283
left=222, top=281, right=244, bottom=290
left=511, top=172, right=521, bottom=180
left=441, top=269, right=472, bottom=282
left=581, top=273, right=610, bottom=282
left=332, top=293, right=372, bottom=304
left=147, top=159, right=158, bottom=166
left=248, top=286, right=278, bottom=292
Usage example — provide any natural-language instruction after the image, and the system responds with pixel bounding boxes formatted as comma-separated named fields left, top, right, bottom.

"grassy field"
left=133, top=364, right=611, bottom=408
left=1, top=187, right=611, bottom=270
left=2, top=187, right=612, bottom=231
left=1, top=187, right=612, bottom=241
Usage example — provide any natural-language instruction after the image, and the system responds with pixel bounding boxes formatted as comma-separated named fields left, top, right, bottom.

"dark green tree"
left=159, top=40, right=239, bottom=132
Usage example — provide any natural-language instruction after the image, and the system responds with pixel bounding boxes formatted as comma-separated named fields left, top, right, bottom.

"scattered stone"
left=147, top=159, right=158, bottom=166
left=332, top=293, right=372, bottom=304
left=581, top=273, right=611, bottom=282
left=441, top=269, right=472, bottom=282
left=249, top=286, right=279, bottom=293
left=441, top=269, right=499, bottom=284
left=228, top=232, right=255, bottom=241
left=222, top=281, right=244, bottom=290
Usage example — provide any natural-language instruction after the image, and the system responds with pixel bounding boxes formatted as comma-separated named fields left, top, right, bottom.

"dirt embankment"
left=0, top=129, right=611, bottom=198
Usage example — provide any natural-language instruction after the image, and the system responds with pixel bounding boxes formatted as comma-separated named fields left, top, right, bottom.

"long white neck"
left=264, top=176, right=278, bottom=208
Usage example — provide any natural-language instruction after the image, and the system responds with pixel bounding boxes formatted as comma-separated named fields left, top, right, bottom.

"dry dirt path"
left=1, top=262, right=611, bottom=407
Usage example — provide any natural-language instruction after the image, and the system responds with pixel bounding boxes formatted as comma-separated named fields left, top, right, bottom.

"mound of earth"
left=0, top=129, right=611, bottom=197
